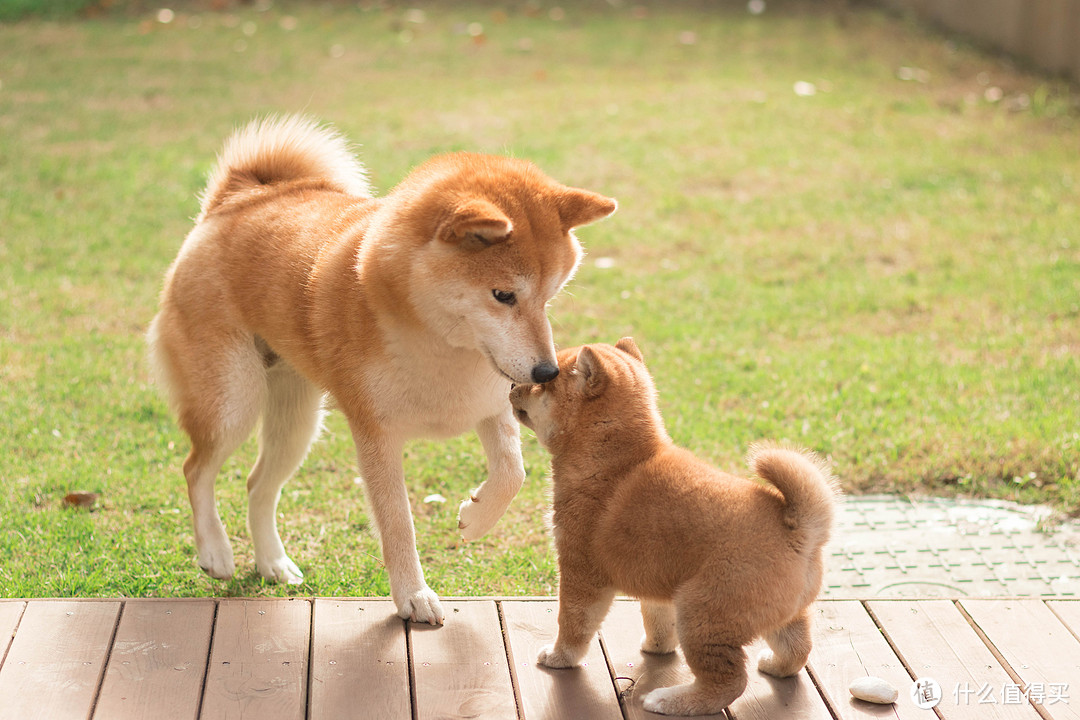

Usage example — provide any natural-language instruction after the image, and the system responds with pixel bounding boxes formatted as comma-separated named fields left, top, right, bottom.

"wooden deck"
left=1, top=598, right=1078, bottom=720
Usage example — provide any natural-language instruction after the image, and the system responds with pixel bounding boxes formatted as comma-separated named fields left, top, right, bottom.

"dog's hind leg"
left=457, top=409, right=526, bottom=540
left=640, top=599, right=678, bottom=654
left=757, top=608, right=813, bottom=678
left=247, top=364, right=324, bottom=585
left=175, top=341, right=267, bottom=581
left=643, top=603, right=750, bottom=715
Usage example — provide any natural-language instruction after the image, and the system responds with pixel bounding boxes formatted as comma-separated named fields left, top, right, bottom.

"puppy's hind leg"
left=247, top=365, right=324, bottom=585
left=757, top=608, right=812, bottom=678
left=643, top=603, right=750, bottom=716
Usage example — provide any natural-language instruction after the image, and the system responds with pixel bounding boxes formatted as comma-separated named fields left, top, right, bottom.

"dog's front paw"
left=536, top=643, right=582, bottom=669
left=397, top=586, right=445, bottom=625
left=457, top=492, right=506, bottom=541
left=257, top=555, right=304, bottom=585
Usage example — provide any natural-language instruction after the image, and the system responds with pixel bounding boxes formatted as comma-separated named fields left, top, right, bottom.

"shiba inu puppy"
left=148, top=116, right=615, bottom=624
left=509, top=338, right=838, bottom=715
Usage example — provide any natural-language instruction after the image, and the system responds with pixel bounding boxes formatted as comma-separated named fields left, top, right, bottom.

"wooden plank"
left=869, top=600, right=1041, bottom=719
left=0, top=602, right=26, bottom=666
left=1048, top=601, right=1080, bottom=642
left=0, top=600, right=121, bottom=720
left=201, top=598, right=311, bottom=720
left=960, top=600, right=1080, bottom=720
left=309, top=599, right=410, bottom=720
left=409, top=599, right=517, bottom=720
left=599, top=600, right=728, bottom=720
left=501, top=600, right=622, bottom=720
left=94, top=600, right=215, bottom=720
left=806, top=600, right=921, bottom=719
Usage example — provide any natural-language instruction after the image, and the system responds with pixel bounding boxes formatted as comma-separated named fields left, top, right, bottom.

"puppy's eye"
left=492, top=289, right=516, bottom=306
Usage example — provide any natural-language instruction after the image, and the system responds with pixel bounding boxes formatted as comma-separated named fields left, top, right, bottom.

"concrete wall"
left=878, top=0, right=1080, bottom=82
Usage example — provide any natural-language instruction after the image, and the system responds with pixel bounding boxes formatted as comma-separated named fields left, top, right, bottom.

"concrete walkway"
left=824, top=495, right=1080, bottom=597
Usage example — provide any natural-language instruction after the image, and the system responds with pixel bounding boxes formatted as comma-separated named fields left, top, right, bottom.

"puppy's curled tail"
left=198, top=115, right=371, bottom=221
left=749, top=442, right=840, bottom=552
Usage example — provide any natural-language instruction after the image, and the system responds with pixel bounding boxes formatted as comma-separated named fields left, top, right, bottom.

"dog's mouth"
left=482, top=347, right=521, bottom=384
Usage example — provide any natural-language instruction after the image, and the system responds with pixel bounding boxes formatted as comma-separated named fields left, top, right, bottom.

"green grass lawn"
left=1, top=1, right=1077, bottom=598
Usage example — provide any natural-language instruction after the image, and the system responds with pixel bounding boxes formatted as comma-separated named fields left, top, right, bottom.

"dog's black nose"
left=531, top=362, right=559, bottom=384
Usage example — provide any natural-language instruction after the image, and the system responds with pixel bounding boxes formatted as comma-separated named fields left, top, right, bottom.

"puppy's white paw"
left=397, top=586, right=445, bottom=625
left=258, top=555, right=304, bottom=585
left=642, top=684, right=728, bottom=716
left=642, top=686, right=678, bottom=715
left=536, top=643, right=582, bottom=669
left=197, top=540, right=235, bottom=580
left=457, top=493, right=505, bottom=541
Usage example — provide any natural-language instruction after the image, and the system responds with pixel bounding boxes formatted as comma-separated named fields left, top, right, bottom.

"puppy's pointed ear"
left=615, top=337, right=644, bottom=364
left=555, top=187, right=617, bottom=231
left=437, top=197, right=512, bottom=247
left=574, top=346, right=607, bottom=397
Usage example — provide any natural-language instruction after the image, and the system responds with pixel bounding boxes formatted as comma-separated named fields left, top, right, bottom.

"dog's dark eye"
left=492, top=289, right=516, bottom=306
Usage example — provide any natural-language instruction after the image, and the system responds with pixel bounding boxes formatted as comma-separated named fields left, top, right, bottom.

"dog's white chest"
left=364, top=350, right=510, bottom=438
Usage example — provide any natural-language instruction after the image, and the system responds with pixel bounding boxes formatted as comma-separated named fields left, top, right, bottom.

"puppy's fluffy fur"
left=510, top=338, right=838, bottom=715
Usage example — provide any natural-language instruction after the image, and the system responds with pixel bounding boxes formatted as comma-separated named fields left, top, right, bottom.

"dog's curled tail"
left=749, top=442, right=840, bottom=552
left=198, top=115, right=371, bottom=220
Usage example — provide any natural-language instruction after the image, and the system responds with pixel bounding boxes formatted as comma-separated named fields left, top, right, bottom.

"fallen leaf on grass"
left=63, top=492, right=99, bottom=509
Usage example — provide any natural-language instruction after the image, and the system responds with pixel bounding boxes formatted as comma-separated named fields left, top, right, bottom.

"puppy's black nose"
left=531, top=362, right=559, bottom=384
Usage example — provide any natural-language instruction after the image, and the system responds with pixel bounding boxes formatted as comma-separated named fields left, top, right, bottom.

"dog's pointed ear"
left=555, top=187, right=617, bottom=231
left=438, top=197, right=512, bottom=247
left=573, top=346, right=607, bottom=397
left=615, top=337, right=644, bottom=364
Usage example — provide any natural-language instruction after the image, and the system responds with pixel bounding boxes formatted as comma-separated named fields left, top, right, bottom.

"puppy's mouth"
left=514, top=407, right=531, bottom=426
left=508, top=388, right=532, bottom=428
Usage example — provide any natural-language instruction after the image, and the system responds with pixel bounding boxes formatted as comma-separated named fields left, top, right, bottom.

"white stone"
left=849, top=676, right=898, bottom=704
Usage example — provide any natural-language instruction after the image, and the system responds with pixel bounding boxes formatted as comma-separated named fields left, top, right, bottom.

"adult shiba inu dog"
left=148, top=116, right=616, bottom=624
left=509, top=338, right=838, bottom=715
